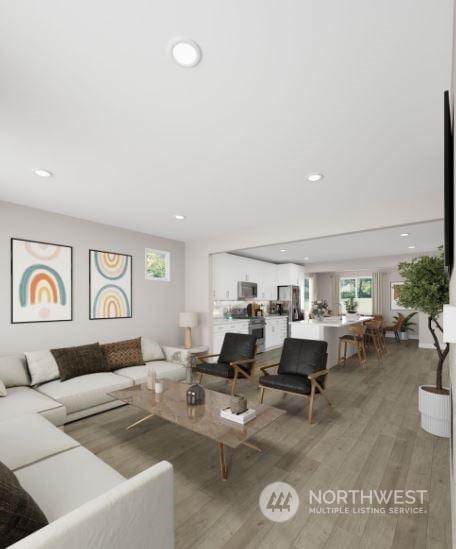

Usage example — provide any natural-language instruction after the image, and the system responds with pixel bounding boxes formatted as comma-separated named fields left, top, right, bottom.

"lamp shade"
left=179, top=312, right=198, bottom=328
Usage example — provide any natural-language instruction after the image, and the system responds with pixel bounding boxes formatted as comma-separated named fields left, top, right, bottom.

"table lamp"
left=179, top=312, right=198, bottom=349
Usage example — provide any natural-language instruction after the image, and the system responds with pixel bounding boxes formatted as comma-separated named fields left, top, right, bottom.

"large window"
left=339, top=276, right=372, bottom=314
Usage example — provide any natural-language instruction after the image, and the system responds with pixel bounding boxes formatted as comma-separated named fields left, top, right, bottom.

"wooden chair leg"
left=338, top=340, right=342, bottom=364
left=343, top=342, right=347, bottom=365
left=231, top=374, right=238, bottom=396
left=259, top=387, right=265, bottom=404
left=308, top=384, right=316, bottom=424
left=198, top=373, right=204, bottom=384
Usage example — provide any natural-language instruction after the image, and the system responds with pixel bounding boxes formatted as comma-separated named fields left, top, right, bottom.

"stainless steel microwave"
left=237, top=281, right=258, bottom=300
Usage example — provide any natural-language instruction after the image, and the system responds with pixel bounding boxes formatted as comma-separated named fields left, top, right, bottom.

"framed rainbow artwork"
left=11, top=238, right=73, bottom=324
left=89, top=249, right=132, bottom=320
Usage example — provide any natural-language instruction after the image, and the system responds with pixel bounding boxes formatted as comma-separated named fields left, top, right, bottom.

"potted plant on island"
left=397, top=252, right=450, bottom=437
left=344, top=296, right=358, bottom=321
left=393, top=311, right=418, bottom=341
left=311, top=299, right=329, bottom=321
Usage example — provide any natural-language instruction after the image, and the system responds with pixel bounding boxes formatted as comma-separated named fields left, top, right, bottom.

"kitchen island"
left=290, top=316, right=373, bottom=368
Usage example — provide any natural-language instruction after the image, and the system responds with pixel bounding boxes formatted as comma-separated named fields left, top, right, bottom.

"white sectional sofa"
left=0, top=344, right=188, bottom=425
left=0, top=340, right=188, bottom=548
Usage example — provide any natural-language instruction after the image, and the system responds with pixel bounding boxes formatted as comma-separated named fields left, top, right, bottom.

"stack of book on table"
left=220, top=407, right=256, bottom=424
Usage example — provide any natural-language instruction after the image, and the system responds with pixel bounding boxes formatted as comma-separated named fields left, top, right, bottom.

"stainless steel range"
left=231, top=313, right=265, bottom=353
left=249, top=316, right=265, bottom=353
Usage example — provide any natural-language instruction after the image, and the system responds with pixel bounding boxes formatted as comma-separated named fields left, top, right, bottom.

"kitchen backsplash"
left=213, top=300, right=276, bottom=318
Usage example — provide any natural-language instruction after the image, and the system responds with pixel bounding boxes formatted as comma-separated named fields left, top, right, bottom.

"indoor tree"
left=397, top=252, right=449, bottom=393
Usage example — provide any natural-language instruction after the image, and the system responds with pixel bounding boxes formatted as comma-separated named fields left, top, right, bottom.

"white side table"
left=177, top=345, right=208, bottom=384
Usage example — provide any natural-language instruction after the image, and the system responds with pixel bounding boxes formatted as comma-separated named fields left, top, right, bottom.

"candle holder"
left=186, top=383, right=205, bottom=406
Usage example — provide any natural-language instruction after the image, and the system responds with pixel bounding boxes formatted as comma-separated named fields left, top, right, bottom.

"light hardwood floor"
left=65, top=340, right=451, bottom=548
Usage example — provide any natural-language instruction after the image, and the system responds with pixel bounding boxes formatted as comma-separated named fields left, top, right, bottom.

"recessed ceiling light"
left=171, top=40, right=202, bottom=68
left=408, top=245, right=415, bottom=249
left=174, top=214, right=186, bottom=220
left=400, top=233, right=409, bottom=237
left=33, top=169, right=53, bottom=178
left=304, top=256, right=309, bottom=260
left=306, top=173, right=323, bottom=182
left=280, top=249, right=287, bottom=253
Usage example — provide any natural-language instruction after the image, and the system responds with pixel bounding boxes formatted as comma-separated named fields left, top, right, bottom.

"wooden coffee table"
left=110, top=379, right=286, bottom=480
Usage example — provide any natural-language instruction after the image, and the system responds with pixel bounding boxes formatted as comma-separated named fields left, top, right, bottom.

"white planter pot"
left=418, top=385, right=450, bottom=438
left=345, top=313, right=358, bottom=321
left=399, top=331, right=409, bottom=341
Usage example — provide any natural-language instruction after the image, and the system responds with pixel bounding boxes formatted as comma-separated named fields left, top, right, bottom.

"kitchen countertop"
left=291, top=316, right=373, bottom=328
left=213, top=315, right=288, bottom=325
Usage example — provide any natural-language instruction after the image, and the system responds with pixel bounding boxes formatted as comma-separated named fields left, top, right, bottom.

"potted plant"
left=397, top=252, right=450, bottom=437
left=344, top=296, right=358, bottom=321
left=393, top=311, right=417, bottom=341
left=311, top=299, right=329, bottom=321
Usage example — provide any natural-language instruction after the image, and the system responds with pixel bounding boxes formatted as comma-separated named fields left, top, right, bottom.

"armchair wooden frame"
left=197, top=346, right=258, bottom=396
left=258, top=354, right=330, bottom=424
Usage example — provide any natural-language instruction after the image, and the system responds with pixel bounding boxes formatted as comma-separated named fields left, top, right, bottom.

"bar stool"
left=338, top=324, right=367, bottom=368
left=365, top=320, right=384, bottom=359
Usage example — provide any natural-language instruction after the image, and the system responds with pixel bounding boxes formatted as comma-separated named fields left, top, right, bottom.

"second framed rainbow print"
left=89, top=250, right=132, bottom=320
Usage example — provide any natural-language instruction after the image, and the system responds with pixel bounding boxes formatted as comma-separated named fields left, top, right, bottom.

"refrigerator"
left=277, top=285, right=302, bottom=324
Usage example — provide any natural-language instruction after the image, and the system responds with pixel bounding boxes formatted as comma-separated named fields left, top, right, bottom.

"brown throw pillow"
left=0, top=460, right=48, bottom=547
left=101, top=338, right=145, bottom=370
left=51, top=343, right=108, bottom=381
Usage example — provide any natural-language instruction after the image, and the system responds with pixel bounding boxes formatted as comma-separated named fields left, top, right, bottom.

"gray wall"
left=0, top=200, right=185, bottom=354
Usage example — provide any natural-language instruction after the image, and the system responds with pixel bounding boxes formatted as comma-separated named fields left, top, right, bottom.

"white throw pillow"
left=141, top=338, right=165, bottom=362
left=0, top=378, right=6, bottom=397
left=24, top=350, right=60, bottom=386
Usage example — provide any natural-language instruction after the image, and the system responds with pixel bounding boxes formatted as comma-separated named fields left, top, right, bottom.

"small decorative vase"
left=230, top=394, right=247, bottom=414
left=186, top=383, right=205, bottom=406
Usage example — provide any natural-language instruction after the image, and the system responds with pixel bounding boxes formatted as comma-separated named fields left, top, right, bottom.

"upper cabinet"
left=277, top=263, right=305, bottom=287
left=213, top=254, right=304, bottom=301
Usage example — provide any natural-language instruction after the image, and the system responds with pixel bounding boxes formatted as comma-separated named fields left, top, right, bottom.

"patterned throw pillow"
left=51, top=343, right=108, bottom=381
left=0, top=460, right=48, bottom=546
left=101, top=338, right=145, bottom=370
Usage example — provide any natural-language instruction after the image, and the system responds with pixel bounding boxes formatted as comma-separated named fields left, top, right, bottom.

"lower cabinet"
left=265, top=317, right=288, bottom=350
left=212, top=321, right=249, bottom=354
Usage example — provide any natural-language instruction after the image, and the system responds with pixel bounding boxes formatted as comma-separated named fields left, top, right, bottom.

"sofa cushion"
left=101, top=338, right=145, bottom=370
left=0, top=387, right=66, bottom=426
left=114, top=361, right=186, bottom=385
left=0, top=459, right=48, bottom=546
left=36, top=373, right=132, bottom=415
left=0, top=355, right=31, bottom=388
left=15, top=447, right=125, bottom=522
left=141, top=338, right=165, bottom=362
left=0, top=378, right=6, bottom=397
left=0, top=414, right=79, bottom=472
left=51, top=343, right=108, bottom=381
left=24, top=350, right=60, bottom=386
left=162, top=346, right=191, bottom=367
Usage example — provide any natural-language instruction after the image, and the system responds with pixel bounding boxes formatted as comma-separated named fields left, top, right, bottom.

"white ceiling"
left=0, top=1, right=452, bottom=241
left=234, top=220, right=444, bottom=265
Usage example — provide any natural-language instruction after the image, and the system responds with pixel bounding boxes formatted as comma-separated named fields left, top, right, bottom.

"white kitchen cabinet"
left=212, top=320, right=249, bottom=354
left=212, top=253, right=279, bottom=301
left=265, top=317, right=288, bottom=350
left=212, top=254, right=239, bottom=300
left=277, top=263, right=305, bottom=287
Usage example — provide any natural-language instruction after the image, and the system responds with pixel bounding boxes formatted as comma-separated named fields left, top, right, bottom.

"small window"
left=145, top=248, right=170, bottom=281
left=339, top=276, right=373, bottom=314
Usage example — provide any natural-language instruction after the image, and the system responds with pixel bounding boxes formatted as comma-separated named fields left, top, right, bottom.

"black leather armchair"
left=258, top=338, right=330, bottom=424
left=196, top=333, right=257, bottom=395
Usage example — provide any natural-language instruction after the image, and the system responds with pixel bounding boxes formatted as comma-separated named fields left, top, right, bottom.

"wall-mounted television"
left=444, top=90, right=454, bottom=275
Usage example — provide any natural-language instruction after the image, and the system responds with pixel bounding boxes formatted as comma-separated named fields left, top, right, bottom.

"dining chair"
left=338, top=324, right=367, bottom=368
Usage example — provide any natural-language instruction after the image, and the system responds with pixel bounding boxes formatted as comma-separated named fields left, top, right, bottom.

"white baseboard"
left=419, top=342, right=446, bottom=350
left=385, top=332, right=418, bottom=340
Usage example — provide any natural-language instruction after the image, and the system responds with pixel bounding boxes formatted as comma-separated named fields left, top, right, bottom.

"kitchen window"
left=339, top=276, right=372, bottom=314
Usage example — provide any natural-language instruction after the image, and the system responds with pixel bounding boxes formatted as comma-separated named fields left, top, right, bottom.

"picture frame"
left=145, top=248, right=171, bottom=282
left=11, top=237, right=73, bottom=324
left=89, top=249, right=132, bottom=319
left=390, top=281, right=410, bottom=310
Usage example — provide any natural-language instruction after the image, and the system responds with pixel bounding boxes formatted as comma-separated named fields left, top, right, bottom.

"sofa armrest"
left=162, top=346, right=191, bottom=367
left=10, top=461, right=174, bottom=549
